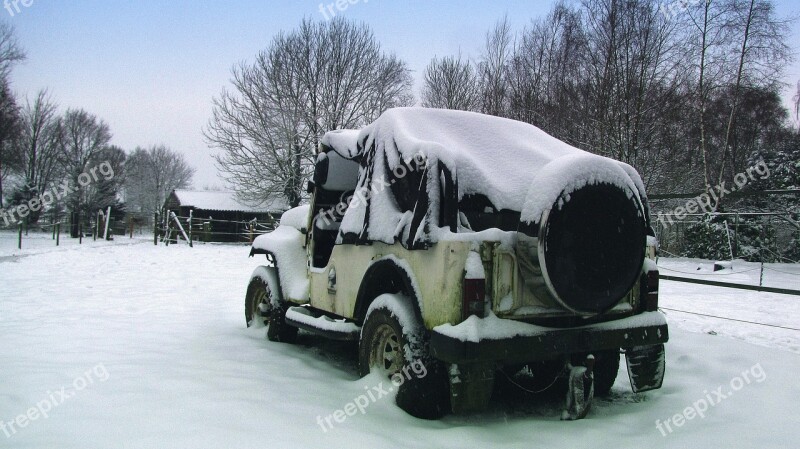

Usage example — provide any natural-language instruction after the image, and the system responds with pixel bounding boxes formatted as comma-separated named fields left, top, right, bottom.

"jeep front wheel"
left=245, top=277, right=298, bottom=343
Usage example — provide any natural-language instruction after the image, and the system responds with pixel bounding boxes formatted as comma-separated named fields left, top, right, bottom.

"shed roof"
left=171, top=190, right=288, bottom=213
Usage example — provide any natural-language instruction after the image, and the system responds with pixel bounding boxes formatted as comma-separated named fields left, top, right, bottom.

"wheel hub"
left=370, top=323, right=403, bottom=376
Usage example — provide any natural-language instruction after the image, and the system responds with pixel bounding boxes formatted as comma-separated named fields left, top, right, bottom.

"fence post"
left=188, top=210, right=194, bottom=248
left=129, top=215, right=134, bottom=239
left=170, top=211, right=190, bottom=245
left=733, top=212, right=739, bottom=258
left=56, top=223, right=60, bottom=246
left=18, top=222, right=22, bottom=249
left=103, top=206, right=112, bottom=241
left=154, top=213, right=159, bottom=245
left=723, top=220, right=734, bottom=262
left=770, top=215, right=777, bottom=260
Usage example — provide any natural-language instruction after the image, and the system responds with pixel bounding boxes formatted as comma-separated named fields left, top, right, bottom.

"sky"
left=5, top=0, right=800, bottom=189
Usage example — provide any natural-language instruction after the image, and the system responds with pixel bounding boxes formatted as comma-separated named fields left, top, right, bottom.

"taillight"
left=645, top=270, right=659, bottom=312
left=462, top=278, right=486, bottom=320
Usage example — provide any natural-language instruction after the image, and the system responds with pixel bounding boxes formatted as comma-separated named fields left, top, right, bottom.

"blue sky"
left=5, top=0, right=799, bottom=188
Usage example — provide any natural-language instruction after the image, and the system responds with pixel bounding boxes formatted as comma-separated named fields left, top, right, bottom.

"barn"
left=163, top=190, right=288, bottom=243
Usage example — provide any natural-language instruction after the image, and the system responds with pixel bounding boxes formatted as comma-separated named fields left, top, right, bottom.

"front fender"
left=249, top=266, right=283, bottom=308
left=251, top=226, right=309, bottom=302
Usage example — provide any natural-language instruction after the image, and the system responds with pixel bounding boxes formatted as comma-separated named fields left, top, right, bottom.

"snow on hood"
left=252, top=226, right=309, bottom=300
left=280, top=205, right=310, bottom=231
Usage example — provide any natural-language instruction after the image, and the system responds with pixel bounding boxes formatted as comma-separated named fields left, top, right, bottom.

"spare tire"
left=538, top=183, right=646, bottom=314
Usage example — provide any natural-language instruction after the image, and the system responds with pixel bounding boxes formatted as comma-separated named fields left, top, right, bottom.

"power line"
left=660, top=275, right=800, bottom=296
left=661, top=307, right=800, bottom=332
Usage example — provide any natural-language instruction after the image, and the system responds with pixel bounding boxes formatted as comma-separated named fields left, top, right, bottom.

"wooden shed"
left=163, top=190, right=288, bottom=243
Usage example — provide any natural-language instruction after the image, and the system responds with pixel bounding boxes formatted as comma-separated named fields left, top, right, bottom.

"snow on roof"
left=357, top=108, right=582, bottom=212
left=320, top=129, right=361, bottom=159
left=327, top=108, right=643, bottom=246
left=324, top=107, right=637, bottom=213
left=171, top=190, right=288, bottom=213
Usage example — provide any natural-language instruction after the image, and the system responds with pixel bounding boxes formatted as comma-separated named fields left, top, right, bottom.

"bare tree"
left=0, top=22, right=25, bottom=79
left=206, top=18, right=413, bottom=208
left=58, top=108, right=112, bottom=233
left=479, top=17, right=513, bottom=116
left=124, top=145, right=194, bottom=218
left=574, top=0, right=687, bottom=189
left=0, top=78, right=21, bottom=208
left=206, top=48, right=312, bottom=209
left=422, top=54, right=481, bottom=111
left=0, top=23, right=24, bottom=209
left=794, top=79, right=800, bottom=129
left=683, top=0, right=735, bottom=188
left=12, top=91, right=63, bottom=222
left=84, top=145, right=126, bottom=215
left=426, top=0, right=793, bottom=196
left=716, top=0, right=791, bottom=188
left=506, top=2, right=585, bottom=130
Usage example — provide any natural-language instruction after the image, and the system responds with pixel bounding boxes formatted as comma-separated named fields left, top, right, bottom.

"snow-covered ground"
left=657, top=257, right=800, bottom=354
left=1, top=231, right=799, bottom=448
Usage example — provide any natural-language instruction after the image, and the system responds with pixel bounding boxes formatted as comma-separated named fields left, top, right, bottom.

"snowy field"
left=1, top=231, right=799, bottom=448
left=657, top=258, right=800, bottom=354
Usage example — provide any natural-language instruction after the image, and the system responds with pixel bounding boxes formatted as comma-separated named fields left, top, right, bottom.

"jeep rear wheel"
left=592, top=351, right=620, bottom=397
left=358, top=295, right=448, bottom=419
left=245, top=277, right=298, bottom=343
left=364, top=322, right=404, bottom=377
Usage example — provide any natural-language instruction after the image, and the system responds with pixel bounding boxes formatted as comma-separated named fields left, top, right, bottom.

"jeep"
left=246, top=107, right=668, bottom=419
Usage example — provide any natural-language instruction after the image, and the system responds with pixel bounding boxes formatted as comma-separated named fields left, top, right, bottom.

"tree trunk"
left=717, top=0, right=755, bottom=192
left=0, top=156, right=4, bottom=209
left=698, top=0, right=711, bottom=189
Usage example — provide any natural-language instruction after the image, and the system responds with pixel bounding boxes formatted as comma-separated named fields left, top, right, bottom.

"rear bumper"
left=430, top=312, right=668, bottom=365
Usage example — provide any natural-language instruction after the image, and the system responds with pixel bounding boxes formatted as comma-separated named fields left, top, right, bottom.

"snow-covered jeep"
left=246, top=108, right=668, bottom=419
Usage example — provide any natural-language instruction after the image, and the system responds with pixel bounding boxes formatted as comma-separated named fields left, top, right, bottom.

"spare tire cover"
left=538, top=183, right=646, bottom=314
